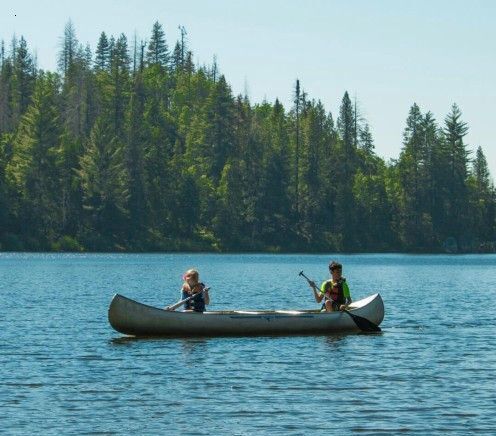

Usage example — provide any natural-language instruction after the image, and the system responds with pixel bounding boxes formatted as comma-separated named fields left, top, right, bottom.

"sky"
left=2, top=0, right=495, bottom=177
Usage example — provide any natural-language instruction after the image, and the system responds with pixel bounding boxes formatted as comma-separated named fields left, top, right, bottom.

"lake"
left=1, top=253, right=495, bottom=434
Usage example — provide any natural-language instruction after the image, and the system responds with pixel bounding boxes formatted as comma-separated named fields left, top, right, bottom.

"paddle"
left=164, top=287, right=210, bottom=311
left=299, top=271, right=381, bottom=332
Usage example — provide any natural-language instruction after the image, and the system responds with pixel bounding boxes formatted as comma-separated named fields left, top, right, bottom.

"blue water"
left=1, top=253, right=495, bottom=434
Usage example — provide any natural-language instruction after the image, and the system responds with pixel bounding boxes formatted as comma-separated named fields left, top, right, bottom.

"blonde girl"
left=181, top=269, right=210, bottom=312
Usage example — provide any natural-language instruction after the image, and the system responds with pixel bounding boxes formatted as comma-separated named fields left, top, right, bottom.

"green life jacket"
left=322, top=277, right=346, bottom=304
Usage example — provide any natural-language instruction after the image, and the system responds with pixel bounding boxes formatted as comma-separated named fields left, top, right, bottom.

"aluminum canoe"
left=108, top=292, right=384, bottom=337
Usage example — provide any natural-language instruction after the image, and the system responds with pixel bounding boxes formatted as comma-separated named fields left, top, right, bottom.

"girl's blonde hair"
left=183, top=269, right=199, bottom=283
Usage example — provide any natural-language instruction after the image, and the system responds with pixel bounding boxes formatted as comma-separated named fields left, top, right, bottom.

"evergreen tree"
left=212, top=158, right=246, bottom=249
left=0, top=40, right=5, bottom=67
left=441, top=103, right=470, bottom=244
left=171, top=26, right=187, bottom=71
left=337, top=91, right=355, bottom=154
left=12, top=36, right=36, bottom=124
left=358, top=123, right=374, bottom=153
left=95, top=32, right=111, bottom=71
left=472, top=146, right=490, bottom=190
left=61, top=42, right=94, bottom=140
left=353, top=165, right=393, bottom=250
left=183, top=51, right=195, bottom=75
left=298, top=100, right=329, bottom=245
left=334, top=91, right=358, bottom=250
left=422, top=111, right=443, bottom=240
left=146, top=21, right=169, bottom=68
left=397, top=104, right=442, bottom=249
left=468, top=146, right=495, bottom=244
left=0, top=134, right=10, bottom=244
left=58, top=20, right=78, bottom=75
left=142, top=92, right=173, bottom=237
left=203, top=75, right=235, bottom=182
left=77, top=118, right=129, bottom=248
left=257, top=99, right=292, bottom=248
left=6, top=72, right=61, bottom=247
left=0, top=54, right=15, bottom=133
left=125, top=72, right=148, bottom=241
left=293, top=79, right=302, bottom=217
left=108, top=33, right=131, bottom=140
left=398, top=103, right=425, bottom=247
left=171, top=41, right=182, bottom=71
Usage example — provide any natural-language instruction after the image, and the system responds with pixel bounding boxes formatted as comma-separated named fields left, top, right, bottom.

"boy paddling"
left=309, top=261, right=352, bottom=312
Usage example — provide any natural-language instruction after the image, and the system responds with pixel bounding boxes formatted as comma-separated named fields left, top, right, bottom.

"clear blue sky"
left=2, top=0, right=495, bottom=177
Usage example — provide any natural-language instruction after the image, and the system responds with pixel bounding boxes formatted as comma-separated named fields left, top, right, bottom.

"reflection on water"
left=180, top=338, right=209, bottom=356
left=1, top=253, right=496, bottom=434
left=322, top=334, right=348, bottom=349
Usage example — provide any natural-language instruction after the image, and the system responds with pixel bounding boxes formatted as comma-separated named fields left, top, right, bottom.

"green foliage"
left=77, top=118, right=129, bottom=248
left=6, top=72, right=61, bottom=246
left=52, top=235, right=83, bottom=252
left=0, top=23, right=494, bottom=252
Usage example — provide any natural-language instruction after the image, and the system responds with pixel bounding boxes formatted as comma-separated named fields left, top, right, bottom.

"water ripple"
left=1, top=253, right=495, bottom=434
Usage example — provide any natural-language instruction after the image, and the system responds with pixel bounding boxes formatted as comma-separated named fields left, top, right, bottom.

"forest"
left=0, top=21, right=495, bottom=253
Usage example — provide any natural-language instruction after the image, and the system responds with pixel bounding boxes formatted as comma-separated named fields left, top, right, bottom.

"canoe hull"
left=108, top=293, right=384, bottom=337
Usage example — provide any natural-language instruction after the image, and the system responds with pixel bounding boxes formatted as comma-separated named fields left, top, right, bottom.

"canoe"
left=108, top=293, right=384, bottom=337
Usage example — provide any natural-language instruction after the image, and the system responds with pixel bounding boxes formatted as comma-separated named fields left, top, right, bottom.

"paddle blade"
left=344, top=310, right=381, bottom=332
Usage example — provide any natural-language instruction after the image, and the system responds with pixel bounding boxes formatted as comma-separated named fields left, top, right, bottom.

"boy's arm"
left=309, top=280, right=323, bottom=303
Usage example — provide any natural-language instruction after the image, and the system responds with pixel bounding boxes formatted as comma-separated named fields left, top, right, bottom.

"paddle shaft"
left=165, top=287, right=210, bottom=311
left=299, top=271, right=318, bottom=292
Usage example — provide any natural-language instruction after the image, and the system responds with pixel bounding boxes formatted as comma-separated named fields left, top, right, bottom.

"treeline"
left=0, top=21, right=495, bottom=252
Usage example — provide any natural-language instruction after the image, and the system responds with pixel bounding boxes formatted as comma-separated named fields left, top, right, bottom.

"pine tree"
left=95, top=32, right=110, bottom=71
left=257, top=99, right=292, bottom=248
left=0, top=134, right=10, bottom=243
left=0, top=40, right=5, bottom=67
left=146, top=21, right=169, bottom=68
left=171, top=41, right=182, bottom=72
left=6, top=72, right=61, bottom=246
left=298, top=100, right=329, bottom=245
left=108, top=33, right=131, bottom=140
left=77, top=118, right=129, bottom=248
left=441, top=103, right=470, bottom=243
left=359, top=123, right=374, bottom=153
left=397, top=103, right=435, bottom=248
left=142, top=92, right=174, bottom=237
left=12, top=36, right=36, bottom=123
left=203, top=75, right=235, bottom=182
left=171, top=25, right=187, bottom=71
left=468, top=146, right=494, bottom=244
left=353, top=163, right=392, bottom=250
left=472, top=146, right=490, bottom=190
left=213, top=158, right=245, bottom=249
left=0, top=53, right=15, bottom=133
left=334, top=91, right=358, bottom=250
left=61, top=41, right=94, bottom=140
left=337, top=91, right=355, bottom=155
left=183, top=51, right=195, bottom=75
left=125, top=72, right=148, bottom=240
left=292, top=79, right=303, bottom=218
left=58, top=20, right=78, bottom=75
